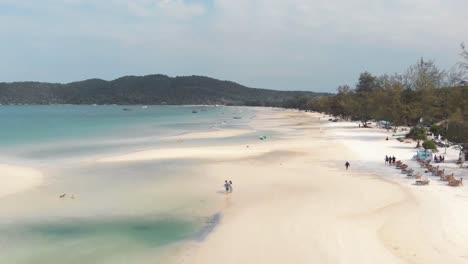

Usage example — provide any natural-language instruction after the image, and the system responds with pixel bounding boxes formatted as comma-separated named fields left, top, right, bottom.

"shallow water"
left=0, top=105, right=255, bottom=163
left=0, top=105, right=256, bottom=263
left=1, top=217, right=200, bottom=264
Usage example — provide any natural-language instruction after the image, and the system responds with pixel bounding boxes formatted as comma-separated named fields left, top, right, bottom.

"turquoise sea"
left=0, top=105, right=256, bottom=162
left=0, top=105, right=255, bottom=264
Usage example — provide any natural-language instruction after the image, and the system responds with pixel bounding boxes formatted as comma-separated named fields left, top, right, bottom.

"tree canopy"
left=284, top=47, right=468, bottom=145
left=0, top=75, right=330, bottom=106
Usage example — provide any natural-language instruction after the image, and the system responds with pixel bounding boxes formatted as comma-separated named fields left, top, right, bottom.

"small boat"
left=192, top=110, right=198, bottom=113
left=233, top=116, right=242, bottom=119
left=142, top=105, right=148, bottom=109
left=123, top=108, right=131, bottom=111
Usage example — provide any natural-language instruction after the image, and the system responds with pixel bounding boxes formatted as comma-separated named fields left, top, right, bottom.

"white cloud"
left=211, top=0, right=468, bottom=48
left=123, top=0, right=206, bottom=19
left=0, top=0, right=467, bottom=90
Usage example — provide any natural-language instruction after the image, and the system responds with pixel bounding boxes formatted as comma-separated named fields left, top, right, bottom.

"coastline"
left=1, top=107, right=467, bottom=263
left=169, top=110, right=468, bottom=264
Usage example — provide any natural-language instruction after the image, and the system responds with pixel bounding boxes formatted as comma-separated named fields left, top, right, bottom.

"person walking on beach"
left=392, top=156, right=396, bottom=164
left=229, top=180, right=233, bottom=192
left=345, top=161, right=350, bottom=170
left=385, top=155, right=389, bottom=164
left=224, top=180, right=230, bottom=192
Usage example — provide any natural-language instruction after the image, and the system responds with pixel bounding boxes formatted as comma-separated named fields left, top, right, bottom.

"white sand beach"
left=167, top=110, right=468, bottom=264
left=321, top=117, right=468, bottom=263
left=0, top=164, right=43, bottom=198
left=99, top=145, right=270, bottom=163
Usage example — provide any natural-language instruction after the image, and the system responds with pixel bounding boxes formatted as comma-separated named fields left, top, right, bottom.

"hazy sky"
left=1, top=0, right=467, bottom=92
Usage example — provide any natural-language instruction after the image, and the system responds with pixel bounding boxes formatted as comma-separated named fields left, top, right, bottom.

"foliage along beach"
left=283, top=44, right=468, bottom=148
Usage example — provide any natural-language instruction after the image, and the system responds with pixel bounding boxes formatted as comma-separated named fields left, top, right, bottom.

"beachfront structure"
left=416, top=149, right=433, bottom=162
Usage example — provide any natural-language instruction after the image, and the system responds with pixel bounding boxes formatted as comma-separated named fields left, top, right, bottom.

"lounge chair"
left=448, top=178, right=463, bottom=187
left=436, top=168, right=445, bottom=177
left=415, top=178, right=430, bottom=185
left=407, top=171, right=419, bottom=178
left=398, top=164, right=409, bottom=170
left=396, top=162, right=408, bottom=168
left=402, top=168, right=414, bottom=174
left=440, top=173, right=454, bottom=182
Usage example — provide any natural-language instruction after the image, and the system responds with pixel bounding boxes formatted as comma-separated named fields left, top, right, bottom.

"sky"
left=0, top=0, right=467, bottom=92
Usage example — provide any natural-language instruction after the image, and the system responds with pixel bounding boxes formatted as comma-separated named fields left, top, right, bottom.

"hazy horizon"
left=1, top=0, right=467, bottom=92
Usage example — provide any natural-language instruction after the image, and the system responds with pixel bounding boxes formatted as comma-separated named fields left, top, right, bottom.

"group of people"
left=385, top=155, right=396, bottom=164
left=434, top=155, right=445, bottom=163
left=224, top=180, right=233, bottom=193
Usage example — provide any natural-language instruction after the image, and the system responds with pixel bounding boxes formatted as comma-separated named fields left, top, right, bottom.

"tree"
left=456, top=43, right=468, bottom=85
left=354, top=72, right=379, bottom=126
left=406, top=127, right=427, bottom=148
left=447, top=109, right=468, bottom=144
left=334, top=85, right=354, bottom=118
left=355, top=72, right=378, bottom=95
left=404, top=58, right=444, bottom=90
left=422, top=140, right=437, bottom=151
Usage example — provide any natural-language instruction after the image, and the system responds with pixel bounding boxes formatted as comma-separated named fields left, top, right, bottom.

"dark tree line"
left=0, top=75, right=330, bottom=106
left=284, top=45, right=468, bottom=144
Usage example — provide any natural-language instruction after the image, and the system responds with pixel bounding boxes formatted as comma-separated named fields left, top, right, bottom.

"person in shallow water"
left=345, top=161, right=350, bottom=170
left=224, top=180, right=230, bottom=192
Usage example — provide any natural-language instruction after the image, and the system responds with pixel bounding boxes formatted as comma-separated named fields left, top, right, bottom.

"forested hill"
left=0, top=74, right=330, bottom=105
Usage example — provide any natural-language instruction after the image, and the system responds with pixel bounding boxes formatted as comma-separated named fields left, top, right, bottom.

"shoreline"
left=172, top=110, right=468, bottom=264
left=1, top=107, right=467, bottom=263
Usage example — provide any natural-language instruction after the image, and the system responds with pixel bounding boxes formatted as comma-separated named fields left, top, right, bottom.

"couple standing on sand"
left=385, top=155, right=396, bottom=164
left=224, top=180, right=233, bottom=193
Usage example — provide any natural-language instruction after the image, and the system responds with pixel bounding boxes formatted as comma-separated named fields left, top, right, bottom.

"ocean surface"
left=0, top=105, right=256, bottom=264
left=0, top=105, right=255, bottom=163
